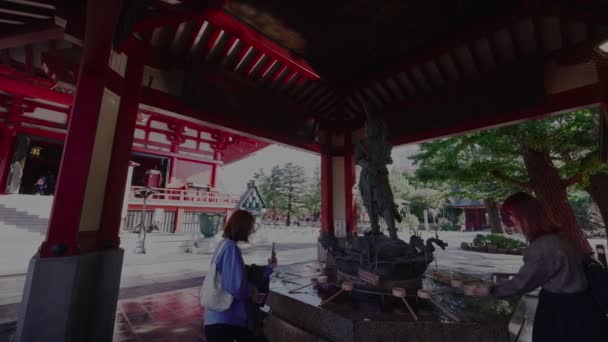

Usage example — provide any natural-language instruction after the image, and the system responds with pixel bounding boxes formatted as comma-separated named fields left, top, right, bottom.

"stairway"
left=0, top=195, right=52, bottom=235
left=0, top=204, right=49, bottom=234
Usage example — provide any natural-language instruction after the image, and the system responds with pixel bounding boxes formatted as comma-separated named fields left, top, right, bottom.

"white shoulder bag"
left=200, top=240, right=234, bottom=311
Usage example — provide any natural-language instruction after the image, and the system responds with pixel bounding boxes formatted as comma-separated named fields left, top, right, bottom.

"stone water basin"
left=264, top=262, right=516, bottom=342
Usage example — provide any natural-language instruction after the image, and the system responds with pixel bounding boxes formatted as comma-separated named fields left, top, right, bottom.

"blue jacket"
left=203, top=239, right=272, bottom=327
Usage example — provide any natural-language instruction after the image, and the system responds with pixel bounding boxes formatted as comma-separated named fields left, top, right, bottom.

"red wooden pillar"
left=17, top=1, right=129, bottom=341
left=40, top=0, right=124, bottom=257
left=210, top=151, right=219, bottom=187
left=320, top=149, right=333, bottom=235
left=170, top=156, right=178, bottom=186
left=0, top=125, right=15, bottom=192
left=344, top=132, right=357, bottom=236
left=98, top=58, right=144, bottom=248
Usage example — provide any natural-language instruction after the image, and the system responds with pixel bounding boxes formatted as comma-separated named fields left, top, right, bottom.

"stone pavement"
left=114, top=287, right=205, bottom=342
left=1, top=227, right=606, bottom=341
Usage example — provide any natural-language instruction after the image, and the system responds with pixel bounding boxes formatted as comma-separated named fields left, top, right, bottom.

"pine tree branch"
left=490, top=170, right=532, bottom=190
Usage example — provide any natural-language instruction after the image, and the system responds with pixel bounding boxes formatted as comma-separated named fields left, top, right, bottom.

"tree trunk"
left=585, top=172, right=608, bottom=244
left=522, top=147, right=592, bottom=254
left=286, top=192, right=292, bottom=226
left=484, top=198, right=504, bottom=234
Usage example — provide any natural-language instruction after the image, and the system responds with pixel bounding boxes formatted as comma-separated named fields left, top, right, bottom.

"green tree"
left=278, top=163, right=307, bottom=226
left=408, top=188, right=445, bottom=224
left=411, top=109, right=606, bottom=252
left=411, top=134, right=519, bottom=234
left=302, top=166, right=321, bottom=220
left=254, top=166, right=286, bottom=220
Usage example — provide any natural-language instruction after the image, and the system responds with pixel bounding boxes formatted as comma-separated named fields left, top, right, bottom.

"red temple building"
left=0, top=0, right=607, bottom=341
left=450, top=200, right=514, bottom=231
left=451, top=200, right=489, bottom=231
left=0, top=78, right=270, bottom=234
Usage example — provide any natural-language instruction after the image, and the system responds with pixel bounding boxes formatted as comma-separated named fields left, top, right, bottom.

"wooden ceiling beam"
left=0, top=23, right=63, bottom=49
left=0, top=75, right=70, bottom=105
left=544, top=5, right=608, bottom=27
left=390, top=83, right=603, bottom=146
left=139, top=86, right=321, bottom=153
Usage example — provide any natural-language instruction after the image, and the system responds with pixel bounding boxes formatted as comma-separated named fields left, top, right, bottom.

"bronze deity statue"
left=355, top=107, right=402, bottom=239
left=319, top=106, right=447, bottom=289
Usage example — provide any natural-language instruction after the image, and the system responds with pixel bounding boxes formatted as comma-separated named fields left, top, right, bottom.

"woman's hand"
left=268, top=256, right=278, bottom=269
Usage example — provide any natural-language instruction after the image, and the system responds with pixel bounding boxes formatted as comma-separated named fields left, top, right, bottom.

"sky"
left=218, top=145, right=320, bottom=193
left=218, top=143, right=420, bottom=194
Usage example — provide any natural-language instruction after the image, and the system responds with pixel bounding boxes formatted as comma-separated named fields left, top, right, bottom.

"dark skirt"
left=533, top=289, right=607, bottom=342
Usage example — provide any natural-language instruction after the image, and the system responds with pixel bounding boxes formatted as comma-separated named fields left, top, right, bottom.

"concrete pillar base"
left=16, top=249, right=124, bottom=342
left=317, top=241, right=327, bottom=263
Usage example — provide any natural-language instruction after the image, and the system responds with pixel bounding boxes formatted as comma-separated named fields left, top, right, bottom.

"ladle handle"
left=319, top=289, right=344, bottom=306
left=428, top=298, right=460, bottom=322
left=401, top=297, right=419, bottom=321
left=288, top=282, right=314, bottom=293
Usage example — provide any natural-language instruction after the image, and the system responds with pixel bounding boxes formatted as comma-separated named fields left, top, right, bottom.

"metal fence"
left=181, top=211, right=200, bottom=234
left=125, top=210, right=176, bottom=233
left=181, top=211, right=225, bottom=234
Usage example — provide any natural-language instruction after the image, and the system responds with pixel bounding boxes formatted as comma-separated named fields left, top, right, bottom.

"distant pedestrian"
left=34, top=176, right=47, bottom=195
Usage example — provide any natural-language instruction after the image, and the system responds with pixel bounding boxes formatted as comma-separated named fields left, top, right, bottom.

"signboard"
left=334, top=219, right=346, bottom=238
left=358, top=269, right=380, bottom=286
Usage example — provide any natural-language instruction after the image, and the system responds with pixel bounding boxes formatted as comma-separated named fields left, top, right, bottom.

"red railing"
left=128, top=186, right=241, bottom=208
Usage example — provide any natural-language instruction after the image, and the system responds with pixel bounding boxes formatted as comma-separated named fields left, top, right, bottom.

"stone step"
left=0, top=204, right=51, bottom=235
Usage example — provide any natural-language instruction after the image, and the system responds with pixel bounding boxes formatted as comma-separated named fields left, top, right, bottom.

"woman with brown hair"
left=473, top=192, right=606, bottom=341
left=203, top=210, right=277, bottom=342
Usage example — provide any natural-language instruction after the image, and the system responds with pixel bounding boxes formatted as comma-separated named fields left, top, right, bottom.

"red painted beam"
left=19, top=116, right=66, bottom=129
left=131, top=146, right=223, bottom=165
left=133, top=137, right=215, bottom=157
left=138, top=108, right=223, bottom=135
left=203, top=10, right=319, bottom=80
left=133, top=125, right=217, bottom=145
left=0, top=93, right=69, bottom=114
left=138, top=84, right=321, bottom=153
left=0, top=76, right=71, bottom=105
left=15, top=126, right=66, bottom=141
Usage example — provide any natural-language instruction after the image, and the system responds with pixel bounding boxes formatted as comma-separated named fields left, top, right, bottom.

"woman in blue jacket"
left=204, top=210, right=276, bottom=342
